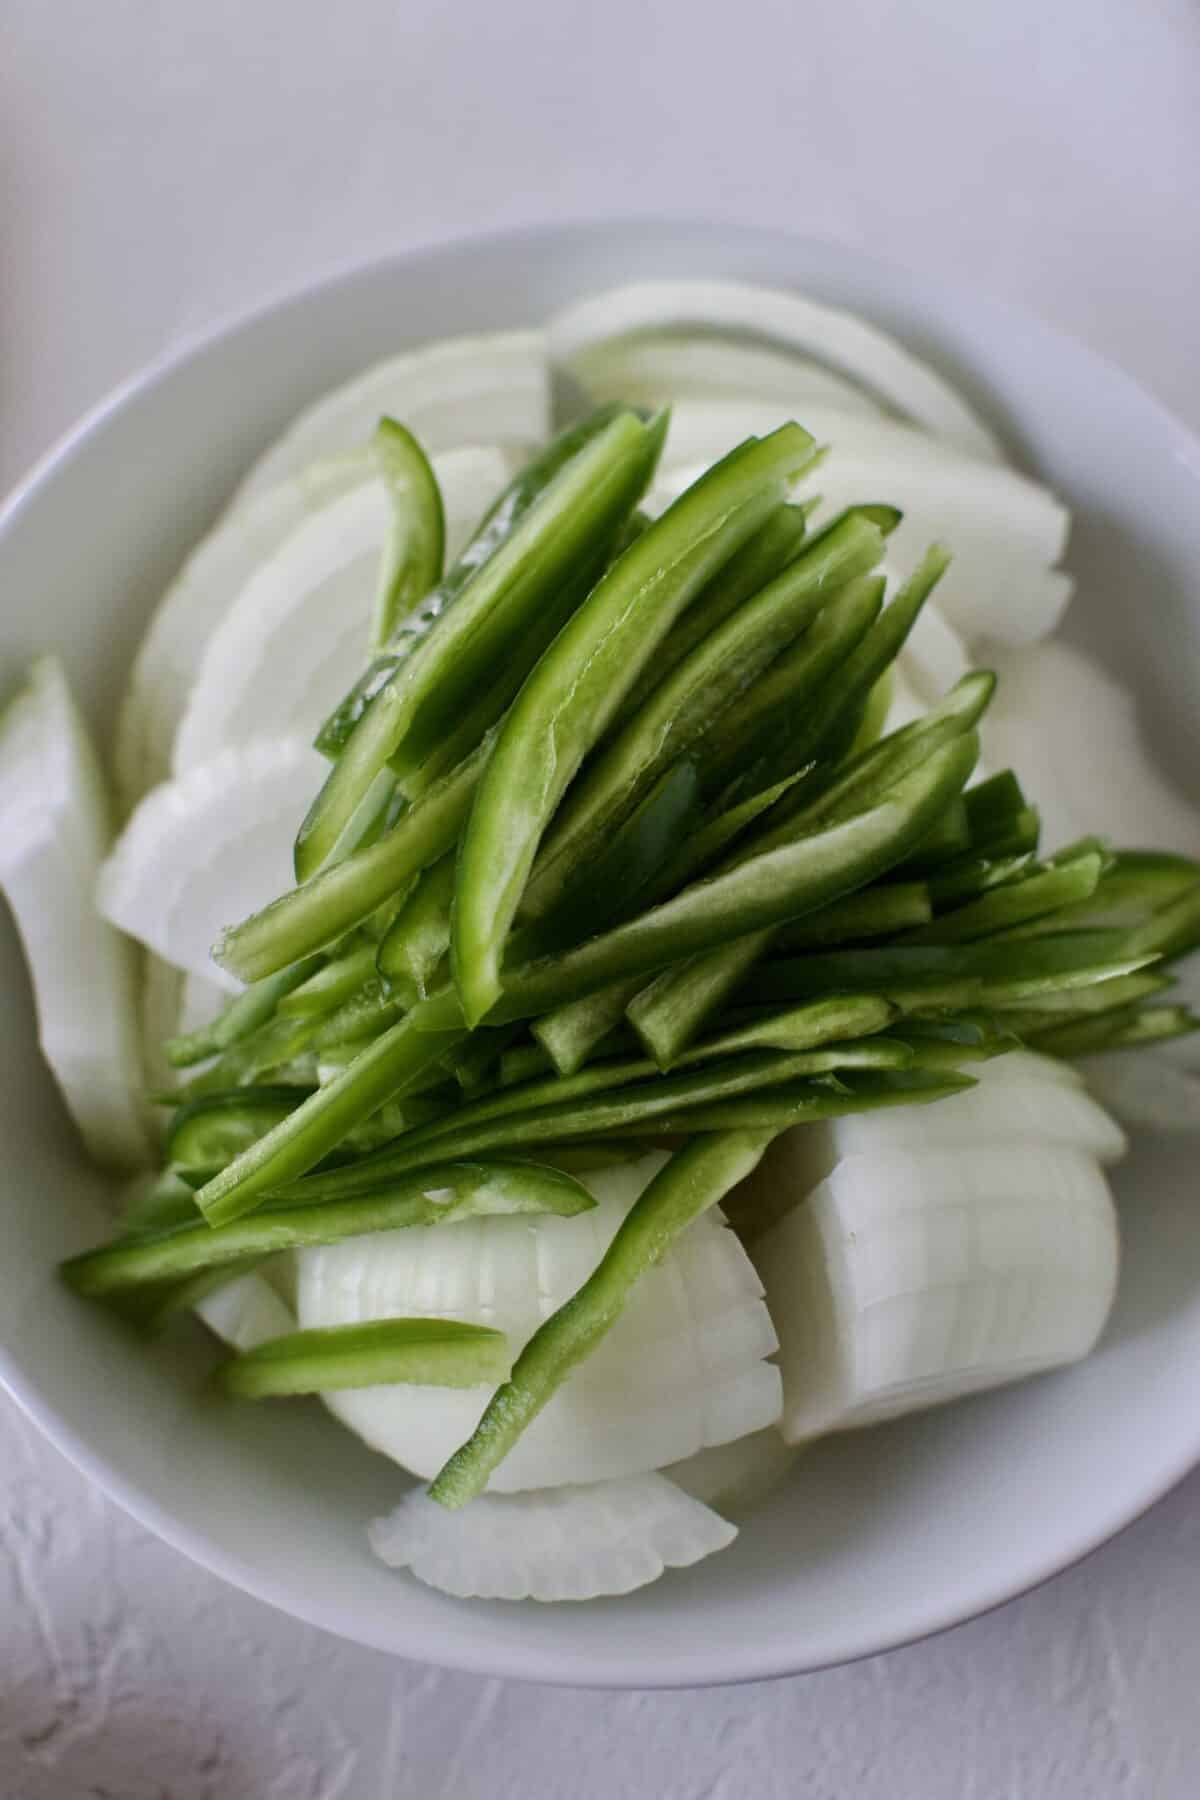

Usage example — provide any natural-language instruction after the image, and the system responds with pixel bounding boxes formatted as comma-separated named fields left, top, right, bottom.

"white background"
left=3, top=2, right=1200, bottom=1793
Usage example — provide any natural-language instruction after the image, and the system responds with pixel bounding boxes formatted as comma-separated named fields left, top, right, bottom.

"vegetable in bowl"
left=5, top=279, right=1199, bottom=1607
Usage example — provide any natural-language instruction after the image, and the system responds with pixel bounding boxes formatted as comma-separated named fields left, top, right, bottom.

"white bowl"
left=2, top=221, right=1198, bottom=1688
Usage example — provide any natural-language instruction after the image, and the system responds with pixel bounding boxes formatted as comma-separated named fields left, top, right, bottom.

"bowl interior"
left=2, top=221, right=1199, bottom=1687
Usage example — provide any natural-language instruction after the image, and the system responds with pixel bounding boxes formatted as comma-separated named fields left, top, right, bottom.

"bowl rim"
left=3, top=214, right=1200, bottom=1688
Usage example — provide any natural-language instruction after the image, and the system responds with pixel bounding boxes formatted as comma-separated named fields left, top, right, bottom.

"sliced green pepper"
left=218, top=1318, right=510, bottom=1400
left=368, top=418, right=445, bottom=652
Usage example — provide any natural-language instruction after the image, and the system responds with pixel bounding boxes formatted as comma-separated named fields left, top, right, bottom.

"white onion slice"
left=647, top=401, right=1069, bottom=648
left=115, top=453, right=372, bottom=808
left=664, top=1428, right=797, bottom=1517
left=297, top=1156, right=781, bottom=1491
left=368, top=1474, right=735, bottom=1602
left=193, top=1269, right=295, bottom=1351
left=982, top=640, right=1200, bottom=856
left=549, top=281, right=1005, bottom=462
left=171, top=446, right=520, bottom=775
left=569, top=329, right=886, bottom=422
left=753, top=1142, right=1120, bottom=1442
left=97, top=738, right=317, bottom=990
left=0, top=658, right=152, bottom=1168
left=233, top=330, right=550, bottom=506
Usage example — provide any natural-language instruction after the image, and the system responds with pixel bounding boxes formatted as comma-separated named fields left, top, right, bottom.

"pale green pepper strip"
left=1028, top=1004, right=1200, bottom=1059
left=452, top=424, right=819, bottom=1025
left=427, top=1130, right=776, bottom=1505
left=376, top=852, right=457, bottom=998
left=531, top=979, right=648, bottom=1077
left=216, top=733, right=490, bottom=984
left=62, top=1160, right=592, bottom=1296
left=520, top=510, right=889, bottom=926
left=296, top=409, right=660, bottom=878
left=219, top=1319, right=510, bottom=1401
left=278, top=942, right=377, bottom=1016
left=166, top=957, right=325, bottom=1068
left=194, top=992, right=467, bottom=1226
left=369, top=418, right=445, bottom=651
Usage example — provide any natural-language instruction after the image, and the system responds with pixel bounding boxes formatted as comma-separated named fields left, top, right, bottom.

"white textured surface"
left=3, top=0, right=1200, bottom=1791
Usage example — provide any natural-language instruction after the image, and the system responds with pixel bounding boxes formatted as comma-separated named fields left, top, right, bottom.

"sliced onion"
left=549, top=280, right=1005, bottom=462
left=369, top=1472, right=735, bottom=1602
left=0, top=658, right=152, bottom=1169
left=753, top=1142, right=1119, bottom=1442
left=664, top=1427, right=797, bottom=1517
left=296, top=1156, right=781, bottom=1491
left=171, top=447, right=520, bottom=775
left=97, top=738, right=318, bottom=990
left=982, top=640, right=1200, bottom=856
left=569, top=329, right=886, bottom=421
left=233, top=330, right=550, bottom=506
left=115, top=453, right=372, bottom=808
left=193, top=1268, right=295, bottom=1351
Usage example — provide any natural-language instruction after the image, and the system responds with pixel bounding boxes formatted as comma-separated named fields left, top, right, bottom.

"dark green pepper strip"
left=515, top=761, right=702, bottom=959
left=310, top=979, right=408, bottom=1051
left=739, top=939, right=1158, bottom=1009
left=652, top=768, right=812, bottom=896
left=612, top=502, right=810, bottom=725
left=376, top=852, right=456, bottom=998
left=62, top=1160, right=592, bottom=1296
left=296, top=410, right=660, bottom=878
left=902, top=852, right=1104, bottom=945
left=1028, top=1004, right=1200, bottom=1059
left=757, top=672, right=995, bottom=848
left=927, top=850, right=1035, bottom=909
left=165, top=958, right=325, bottom=1068
left=520, top=511, right=889, bottom=926
left=278, top=942, right=377, bottom=1016
left=216, top=733, right=490, bottom=984
left=493, top=737, right=979, bottom=1024
left=998, top=852, right=1200, bottom=937
left=889, top=799, right=971, bottom=875
left=218, top=1318, right=510, bottom=1400
left=697, top=572, right=885, bottom=798
left=428, top=1130, right=777, bottom=1506
left=1125, top=883, right=1200, bottom=964
left=316, top=406, right=637, bottom=758
left=451, top=425, right=818, bottom=1025
left=627, top=932, right=774, bottom=1069
left=274, top=1044, right=947, bottom=1199
left=962, top=769, right=1028, bottom=840
left=639, top=1069, right=978, bottom=1135
left=729, top=543, right=951, bottom=794
left=774, top=883, right=931, bottom=949
left=442, top=1024, right=526, bottom=1095
left=368, top=419, right=445, bottom=652
left=194, top=993, right=468, bottom=1226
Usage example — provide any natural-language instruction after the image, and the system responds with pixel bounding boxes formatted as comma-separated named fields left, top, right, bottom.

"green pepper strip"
left=427, top=1130, right=776, bottom=1505
left=278, top=942, right=377, bottom=1016
left=165, top=958, right=325, bottom=1068
left=218, top=1318, right=510, bottom=1401
left=494, top=737, right=979, bottom=1024
left=774, top=883, right=931, bottom=949
left=193, top=993, right=467, bottom=1226
left=612, top=502, right=810, bottom=725
left=1028, top=1004, right=1200, bottom=1059
left=520, top=510, right=889, bottom=926
left=296, top=409, right=660, bottom=878
left=62, top=1160, right=592, bottom=1296
left=376, top=853, right=457, bottom=998
left=451, top=424, right=819, bottom=1025
left=216, top=733, right=490, bottom=984
left=368, top=418, right=445, bottom=652
left=316, top=406, right=637, bottom=758
left=902, top=851, right=1104, bottom=945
